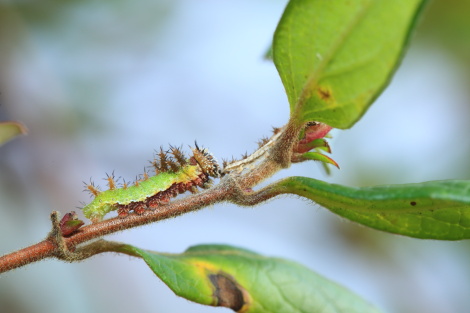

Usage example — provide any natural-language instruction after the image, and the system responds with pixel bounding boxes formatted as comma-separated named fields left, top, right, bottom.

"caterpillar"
left=82, top=144, right=220, bottom=223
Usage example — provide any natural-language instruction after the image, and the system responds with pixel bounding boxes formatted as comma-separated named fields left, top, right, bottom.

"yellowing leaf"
left=119, top=244, right=381, bottom=313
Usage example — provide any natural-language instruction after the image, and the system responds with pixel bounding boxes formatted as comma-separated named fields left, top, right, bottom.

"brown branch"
left=66, top=180, right=231, bottom=247
left=0, top=119, right=329, bottom=274
left=0, top=176, right=287, bottom=273
left=0, top=240, right=56, bottom=273
left=0, top=178, right=232, bottom=273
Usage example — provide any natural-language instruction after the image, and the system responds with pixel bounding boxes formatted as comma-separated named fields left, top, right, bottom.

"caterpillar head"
left=191, top=143, right=220, bottom=178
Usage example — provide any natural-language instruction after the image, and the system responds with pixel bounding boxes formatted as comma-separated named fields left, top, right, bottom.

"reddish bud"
left=60, top=211, right=84, bottom=237
left=299, top=123, right=332, bottom=145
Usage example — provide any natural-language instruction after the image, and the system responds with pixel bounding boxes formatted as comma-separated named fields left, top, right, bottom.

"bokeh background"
left=1, top=1, right=470, bottom=312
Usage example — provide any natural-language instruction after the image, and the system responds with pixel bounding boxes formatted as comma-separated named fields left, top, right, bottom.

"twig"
left=0, top=119, right=328, bottom=273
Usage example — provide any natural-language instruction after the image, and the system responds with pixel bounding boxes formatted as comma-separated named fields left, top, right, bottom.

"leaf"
left=274, top=177, right=470, bottom=240
left=0, top=121, right=27, bottom=146
left=120, top=244, right=381, bottom=313
left=301, top=151, right=339, bottom=168
left=273, top=0, right=427, bottom=129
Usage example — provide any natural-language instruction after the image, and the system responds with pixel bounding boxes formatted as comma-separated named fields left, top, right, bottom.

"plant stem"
left=0, top=182, right=230, bottom=274
left=1, top=120, right=316, bottom=273
left=0, top=240, right=56, bottom=273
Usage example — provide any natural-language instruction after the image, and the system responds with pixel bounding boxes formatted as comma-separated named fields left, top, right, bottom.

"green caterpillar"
left=82, top=145, right=219, bottom=223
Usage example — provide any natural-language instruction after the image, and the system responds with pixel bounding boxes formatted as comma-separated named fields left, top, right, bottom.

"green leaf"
left=274, top=177, right=470, bottom=240
left=0, top=121, right=27, bottom=147
left=120, top=244, right=381, bottom=313
left=302, top=151, right=339, bottom=168
left=273, top=0, right=427, bottom=129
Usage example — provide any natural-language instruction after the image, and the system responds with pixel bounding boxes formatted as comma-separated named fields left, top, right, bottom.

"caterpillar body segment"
left=82, top=146, right=219, bottom=223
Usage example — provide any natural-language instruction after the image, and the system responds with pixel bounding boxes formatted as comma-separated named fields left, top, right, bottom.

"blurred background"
left=1, top=1, right=469, bottom=312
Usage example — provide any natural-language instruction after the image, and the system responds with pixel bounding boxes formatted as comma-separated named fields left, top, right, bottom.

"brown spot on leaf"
left=410, top=201, right=417, bottom=206
left=209, top=273, right=245, bottom=311
left=317, top=87, right=332, bottom=101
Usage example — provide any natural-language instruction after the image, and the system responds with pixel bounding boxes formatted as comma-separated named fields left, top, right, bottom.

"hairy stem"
left=0, top=240, right=56, bottom=273
left=0, top=119, right=313, bottom=273
left=0, top=177, right=235, bottom=273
